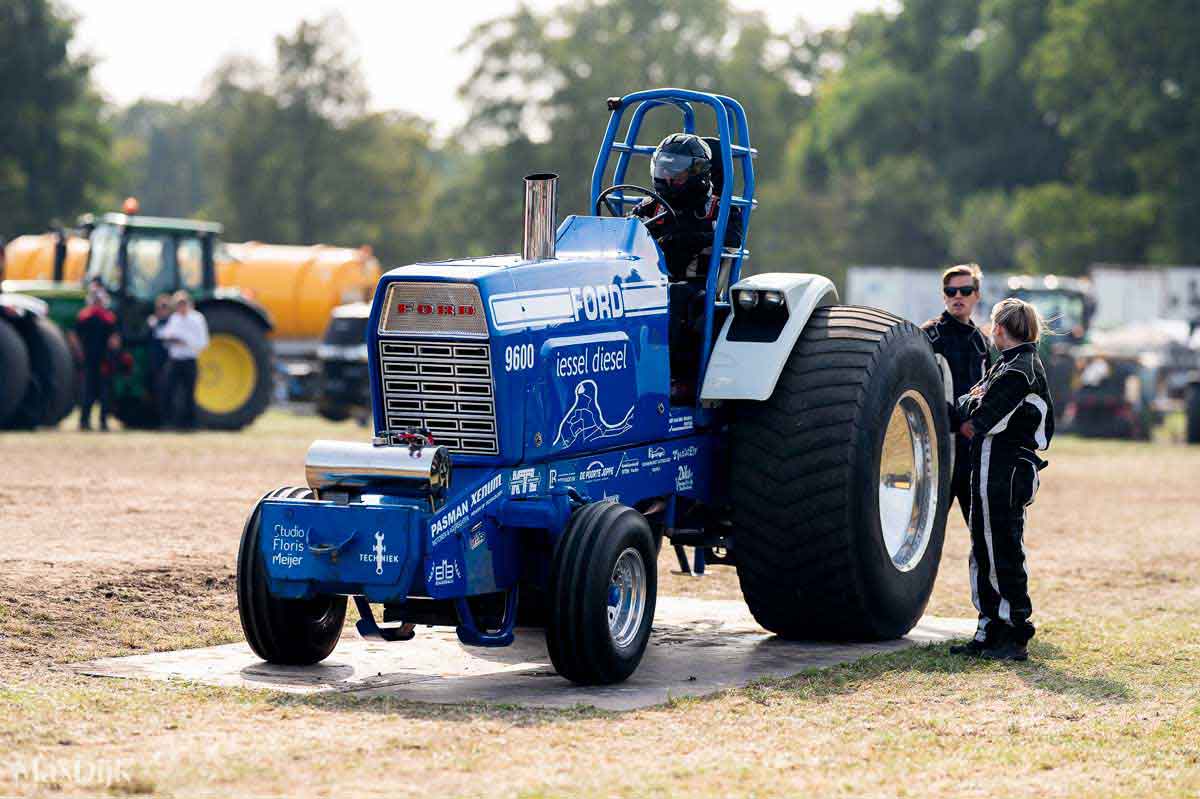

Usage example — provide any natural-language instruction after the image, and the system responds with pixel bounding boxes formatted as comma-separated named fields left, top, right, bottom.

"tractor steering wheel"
left=595, top=184, right=678, bottom=227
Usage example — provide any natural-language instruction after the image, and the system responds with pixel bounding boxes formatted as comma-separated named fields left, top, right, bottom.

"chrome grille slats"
left=378, top=340, right=499, bottom=455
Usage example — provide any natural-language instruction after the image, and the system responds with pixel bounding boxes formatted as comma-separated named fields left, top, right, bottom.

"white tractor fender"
left=700, top=273, right=838, bottom=401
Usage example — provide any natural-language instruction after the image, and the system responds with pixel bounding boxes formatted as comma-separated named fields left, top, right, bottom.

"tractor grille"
left=377, top=340, right=498, bottom=455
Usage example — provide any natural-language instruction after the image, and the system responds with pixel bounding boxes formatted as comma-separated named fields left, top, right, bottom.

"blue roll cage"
left=589, top=88, right=757, bottom=385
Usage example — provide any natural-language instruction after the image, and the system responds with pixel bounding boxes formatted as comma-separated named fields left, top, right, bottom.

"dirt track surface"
left=1, top=413, right=1198, bottom=798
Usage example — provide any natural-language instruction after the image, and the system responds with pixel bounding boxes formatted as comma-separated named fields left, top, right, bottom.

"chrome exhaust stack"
left=305, top=439, right=452, bottom=500
left=522, top=172, right=558, bottom=261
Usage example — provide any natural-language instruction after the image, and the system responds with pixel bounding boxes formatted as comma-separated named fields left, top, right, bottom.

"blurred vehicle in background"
left=6, top=221, right=381, bottom=356
left=1187, top=373, right=1199, bottom=444
left=1064, top=352, right=1161, bottom=440
left=3, top=204, right=273, bottom=429
left=314, top=302, right=370, bottom=423
left=4, top=203, right=383, bottom=411
left=215, top=241, right=379, bottom=355
left=0, top=242, right=76, bottom=429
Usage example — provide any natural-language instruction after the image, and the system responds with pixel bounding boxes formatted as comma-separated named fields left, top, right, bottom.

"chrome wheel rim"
left=607, top=547, right=647, bottom=649
left=878, top=389, right=939, bottom=572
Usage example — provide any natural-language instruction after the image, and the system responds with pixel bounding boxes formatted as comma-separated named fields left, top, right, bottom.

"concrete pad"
left=69, top=598, right=975, bottom=711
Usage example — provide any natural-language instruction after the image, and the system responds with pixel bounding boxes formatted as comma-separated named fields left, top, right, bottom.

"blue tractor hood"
left=368, top=214, right=672, bottom=469
left=378, top=215, right=663, bottom=282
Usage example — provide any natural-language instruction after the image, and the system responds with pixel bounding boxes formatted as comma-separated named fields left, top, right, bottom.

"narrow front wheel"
left=237, top=486, right=347, bottom=664
left=546, top=502, right=657, bottom=685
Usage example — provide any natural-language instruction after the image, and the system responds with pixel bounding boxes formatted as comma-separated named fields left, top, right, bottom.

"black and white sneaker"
left=980, top=640, right=1029, bottom=661
left=949, top=639, right=988, bottom=657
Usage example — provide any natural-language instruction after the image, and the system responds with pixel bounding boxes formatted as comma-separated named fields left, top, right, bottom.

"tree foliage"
left=5, top=0, right=1196, bottom=285
left=1029, top=0, right=1200, bottom=263
left=0, top=0, right=111, bottom=238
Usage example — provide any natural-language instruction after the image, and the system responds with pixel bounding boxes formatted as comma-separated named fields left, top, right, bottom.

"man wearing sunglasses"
left=922, top=264, right=993, bottom=524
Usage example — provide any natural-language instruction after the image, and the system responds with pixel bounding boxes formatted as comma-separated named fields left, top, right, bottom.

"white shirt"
left=157, top=308, right=210, bottom=360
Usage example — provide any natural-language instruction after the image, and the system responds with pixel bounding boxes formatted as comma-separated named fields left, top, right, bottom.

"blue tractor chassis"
left=259, top=434, right=716, bottom=646
left=246, top=88, right=761, bottom=664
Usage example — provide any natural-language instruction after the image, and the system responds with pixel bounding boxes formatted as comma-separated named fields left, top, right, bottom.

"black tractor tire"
left=33, top=316, right=76, bottom=426
left=0, top=318, right=31, bottom=426
left=112, top=395, right=160, bottom=429
left=237, top=486, right=347, bottom=665
left=546, top=501, right=658, bottom=685
left=1186, top=383, right=1200, bottom=445
left=7, top=316, right=75, bottom=428
left=731, top=305, right=951, bottom=641
left=195, top=305, right=273, bottom=430
left=316, top=401, right=351, bottom=423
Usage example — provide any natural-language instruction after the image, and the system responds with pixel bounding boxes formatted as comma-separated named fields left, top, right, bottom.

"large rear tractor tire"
left=731, top=306, right=951, bottom=641
left=0, top=318, right=31, bottom=426
left=33, top=316, right=76, bottom=426
left=237, top=486, right=347, bottom=665
left=196, top=305, right=273, bottom=430
left=7, top=316, right=74, bottom=428
left=546, top=502, right=657, bottom=685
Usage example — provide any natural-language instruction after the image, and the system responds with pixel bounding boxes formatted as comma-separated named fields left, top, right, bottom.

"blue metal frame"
left=589, top=88, right=757, bottom=386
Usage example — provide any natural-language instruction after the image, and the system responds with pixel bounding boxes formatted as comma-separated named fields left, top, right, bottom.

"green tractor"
left=4, top=211, right=273, bottom=429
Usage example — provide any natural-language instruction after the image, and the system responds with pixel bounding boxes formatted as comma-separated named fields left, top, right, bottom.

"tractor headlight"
left=735, top=290, right=759, bottom=311
left=734, top=289, right=786, bottom=313
left=728, top=286, right=790, bottom=343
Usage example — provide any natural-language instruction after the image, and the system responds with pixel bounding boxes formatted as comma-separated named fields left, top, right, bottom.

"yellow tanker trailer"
left=216, top=242, right=380, bottom=348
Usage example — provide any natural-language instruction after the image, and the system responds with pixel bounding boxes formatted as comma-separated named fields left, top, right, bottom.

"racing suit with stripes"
left=958, top=342, right=1054, bottom=645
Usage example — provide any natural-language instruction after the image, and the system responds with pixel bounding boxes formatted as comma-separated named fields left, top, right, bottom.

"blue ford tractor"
left=237, top=89, right=952, bottom=685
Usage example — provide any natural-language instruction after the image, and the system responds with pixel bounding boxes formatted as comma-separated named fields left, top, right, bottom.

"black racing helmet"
left=651, top=133, right=712, bottom=207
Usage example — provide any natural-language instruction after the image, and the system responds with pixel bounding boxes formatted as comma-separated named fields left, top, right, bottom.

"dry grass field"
left=1, top=411, right=1198, bottom=798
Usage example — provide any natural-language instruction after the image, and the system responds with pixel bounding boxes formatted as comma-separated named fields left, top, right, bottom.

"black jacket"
left=922, top=311, right=991, bottom=427
left=960, top=342, right=1055, bottom=454
left=633, top=196, right=743, bottom=280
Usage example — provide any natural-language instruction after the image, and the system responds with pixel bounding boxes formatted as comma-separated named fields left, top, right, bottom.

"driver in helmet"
left=632, top=133, right=743, bottom=280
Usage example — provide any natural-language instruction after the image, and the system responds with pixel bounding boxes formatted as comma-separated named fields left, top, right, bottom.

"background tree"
left=1028, top=0, right=1200, bottom=265
left=0, top=0, right=111, bottom=238
left=448, top=0, right=811, bottom=266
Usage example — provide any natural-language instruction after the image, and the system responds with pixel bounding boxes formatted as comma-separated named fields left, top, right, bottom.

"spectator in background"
left=157, top=291, right=209, bottom=430
left=71, top=283, right=120, bottom=431
left=146, top=293, right=173, bottom=424
left=922, top=264, right=992, bottom=525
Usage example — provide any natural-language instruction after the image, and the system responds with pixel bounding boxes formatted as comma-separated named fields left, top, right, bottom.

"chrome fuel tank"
left=304, top=439, right=452, bottom=499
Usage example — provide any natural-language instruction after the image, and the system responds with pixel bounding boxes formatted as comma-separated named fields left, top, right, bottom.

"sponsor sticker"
left=510, top=467, right=541, bottom=497
left=672, top=445, right=699, bottom=461
left=270, top=524, right=306, bottom=569
left=676, top=464, right=695, bottom=492
left=427, top=558, right=463, bottom=587
left=579, top=459, right=616, bottom=482
left=359, top=531, right=401, bottom=574
left=431, top=473, right=505, bottom=546
left=669, top=413, right=695, bottom=433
